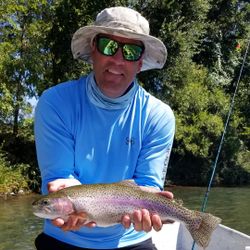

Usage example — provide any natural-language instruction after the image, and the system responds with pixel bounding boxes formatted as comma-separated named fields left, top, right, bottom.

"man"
left=34, top=6, right=175, bottom=250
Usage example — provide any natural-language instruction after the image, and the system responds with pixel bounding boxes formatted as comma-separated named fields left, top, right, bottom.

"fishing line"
left=191, top=38, right=250, bottom=250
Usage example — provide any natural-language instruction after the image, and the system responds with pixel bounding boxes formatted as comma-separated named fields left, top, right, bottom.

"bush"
left=0, top=133, right=41, bottom=192
left=220, top=164, right=250, bottom=186
left=0, top=152, right=30, bottom=194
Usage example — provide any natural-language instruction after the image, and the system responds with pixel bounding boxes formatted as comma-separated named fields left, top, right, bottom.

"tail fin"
left=187, top=212, right=221, bottom=248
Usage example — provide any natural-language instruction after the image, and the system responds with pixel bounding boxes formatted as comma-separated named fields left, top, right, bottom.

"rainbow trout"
left=32, top=180, right=221, bottom=248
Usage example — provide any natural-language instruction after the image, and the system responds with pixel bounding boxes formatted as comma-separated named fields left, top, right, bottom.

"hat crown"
left=95, top=7, right=149, bottom=35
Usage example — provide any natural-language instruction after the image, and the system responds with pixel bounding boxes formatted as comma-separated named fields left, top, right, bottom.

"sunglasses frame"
left=95, top=35, right=145, bottom=62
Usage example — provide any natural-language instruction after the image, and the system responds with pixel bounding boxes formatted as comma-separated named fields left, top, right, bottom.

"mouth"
left=106, top=69, right=123, bottom=76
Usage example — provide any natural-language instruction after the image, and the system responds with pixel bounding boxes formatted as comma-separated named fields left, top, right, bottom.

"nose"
left=112, top=47, right=125, bottom=63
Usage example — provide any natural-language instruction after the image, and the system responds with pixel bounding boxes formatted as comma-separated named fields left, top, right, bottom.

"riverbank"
left=0, top=156, right=34, bottom=199
left=0, top=188, right=33, bottom=200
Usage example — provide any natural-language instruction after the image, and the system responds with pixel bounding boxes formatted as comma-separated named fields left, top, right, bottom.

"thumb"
left=47, top=179, right=66, bottom=193
left=158, top=191, right=174, bottom=200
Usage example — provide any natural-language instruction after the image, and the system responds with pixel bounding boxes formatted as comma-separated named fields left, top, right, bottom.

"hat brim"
left=71, top=25, right=167, bottom=71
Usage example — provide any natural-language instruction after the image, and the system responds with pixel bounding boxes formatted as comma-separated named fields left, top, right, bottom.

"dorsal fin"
left=118, top=180, right=146, bottom=191
left=119, top=179, right=139, bottom=188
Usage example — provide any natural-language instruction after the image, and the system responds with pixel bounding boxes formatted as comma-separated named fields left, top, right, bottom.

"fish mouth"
left=32, top=204, right=52, bottom=215
left=33, top=211, right=44, bottom=217
left=33, top=211, right=57, bottom=220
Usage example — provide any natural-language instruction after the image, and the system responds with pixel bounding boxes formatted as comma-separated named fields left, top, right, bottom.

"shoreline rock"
left=0, top=189, right=33, bottom=200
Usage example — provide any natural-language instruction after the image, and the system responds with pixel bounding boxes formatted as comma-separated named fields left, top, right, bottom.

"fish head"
left=32, top=196, right=75, bottom=220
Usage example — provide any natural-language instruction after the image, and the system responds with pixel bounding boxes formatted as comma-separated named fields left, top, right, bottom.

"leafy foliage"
left=0, top=150, right=30, bottom=194
left=0, top=0, right=51, bottom=135
left=0, top=0, right=249, bottom=191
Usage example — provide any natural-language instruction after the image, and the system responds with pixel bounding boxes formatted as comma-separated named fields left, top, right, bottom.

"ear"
left=137, top=59, right=143, bottom=73
left=90, top=38, right=97, bottom=60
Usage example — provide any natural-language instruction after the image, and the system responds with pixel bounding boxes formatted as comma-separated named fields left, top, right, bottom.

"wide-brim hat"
left=71, top=6, right=167, bottom=71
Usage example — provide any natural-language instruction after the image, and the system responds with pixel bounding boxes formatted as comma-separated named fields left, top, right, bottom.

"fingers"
left=141, top=209, right=152, bottom=232
left=133, top=210, right=143, bottom=231
left=158, top=190, right=174, bottom=200
left=151, top=213, right=163, bottom=231
left=84, top=221, right=97, bottom=228
left=51, top=212, right=96, bottom=231
left=138, top=185, right=174, bottom=200
left=47, top=178, right=81, bottom=193
left=48, top=181, right=66, bottom=193
left=121, top=214, right=131, bottom=229
left=129, top=209, right=162, bottom=232
left=52, top=218, right=65, bottom=227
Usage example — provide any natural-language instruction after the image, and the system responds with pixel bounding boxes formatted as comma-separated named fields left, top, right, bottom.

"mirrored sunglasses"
left=95, top=35, right=144, bottom=61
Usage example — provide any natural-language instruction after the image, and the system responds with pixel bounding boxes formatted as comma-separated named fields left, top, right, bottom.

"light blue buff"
left=86, top=72, right=139, bottom=109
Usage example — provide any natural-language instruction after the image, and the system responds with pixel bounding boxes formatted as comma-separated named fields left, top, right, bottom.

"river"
left=0, top=186, right=249, bottom=250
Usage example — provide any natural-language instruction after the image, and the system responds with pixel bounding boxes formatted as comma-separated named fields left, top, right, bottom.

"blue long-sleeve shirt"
left=34, top=72, right=175, bottom=249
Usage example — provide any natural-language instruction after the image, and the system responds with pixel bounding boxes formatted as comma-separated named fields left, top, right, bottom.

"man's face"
left=91, top=34, right=144, bottom=98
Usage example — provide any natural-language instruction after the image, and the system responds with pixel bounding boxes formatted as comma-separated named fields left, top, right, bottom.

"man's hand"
left=47, top=178, right=96, bottom=231
left=47, top=178, right=81, bottom=193
left=121, top=189, right=174, bottom=232
left=51, top=212, right=96, bottom=231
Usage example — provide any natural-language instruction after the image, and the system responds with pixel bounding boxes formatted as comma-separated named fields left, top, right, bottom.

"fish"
left=32, top=180, right=221, bottom=248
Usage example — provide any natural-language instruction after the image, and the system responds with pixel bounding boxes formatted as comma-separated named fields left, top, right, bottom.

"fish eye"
left=41, top=199, right=49, bottom=206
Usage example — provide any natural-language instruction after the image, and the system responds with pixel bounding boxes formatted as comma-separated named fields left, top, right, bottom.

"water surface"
left=167, top=186, right=250, bottom=235
left=0, top=194, right=42, bottom=250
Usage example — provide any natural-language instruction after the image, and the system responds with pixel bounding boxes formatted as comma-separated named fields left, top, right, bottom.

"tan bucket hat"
left=71, top=6, right=167, bottom=71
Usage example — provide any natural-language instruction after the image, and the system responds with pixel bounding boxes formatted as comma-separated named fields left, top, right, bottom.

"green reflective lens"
left=123, top=44, right=143, bottom=61
left=98, top=37, right=118, bottom=56
left=96, top=36, right=144, bottom=61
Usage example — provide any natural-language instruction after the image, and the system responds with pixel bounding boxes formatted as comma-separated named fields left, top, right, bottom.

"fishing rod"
left=191, top=38, right=250, bottom=250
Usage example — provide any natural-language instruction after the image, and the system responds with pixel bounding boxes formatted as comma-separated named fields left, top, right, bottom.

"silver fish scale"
left=63, top=183, right=185, bottom=225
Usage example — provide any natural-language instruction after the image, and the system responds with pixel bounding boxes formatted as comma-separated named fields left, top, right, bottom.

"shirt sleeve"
left=134, top=103, right=175, bottom=190
left=34, top=89, right=77, bottom=194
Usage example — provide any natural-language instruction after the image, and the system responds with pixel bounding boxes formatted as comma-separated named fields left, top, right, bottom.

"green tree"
left=167, top=64, right=232, bottom=185
left=132, top=0, right=250, bottom=185
left=0, top=42, right=13, bottom=131
left=0, top=0, right=51, bottom=135
left=1, top=0, right=249, bottom=189
left=197, top=0, right=250, bottom=185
